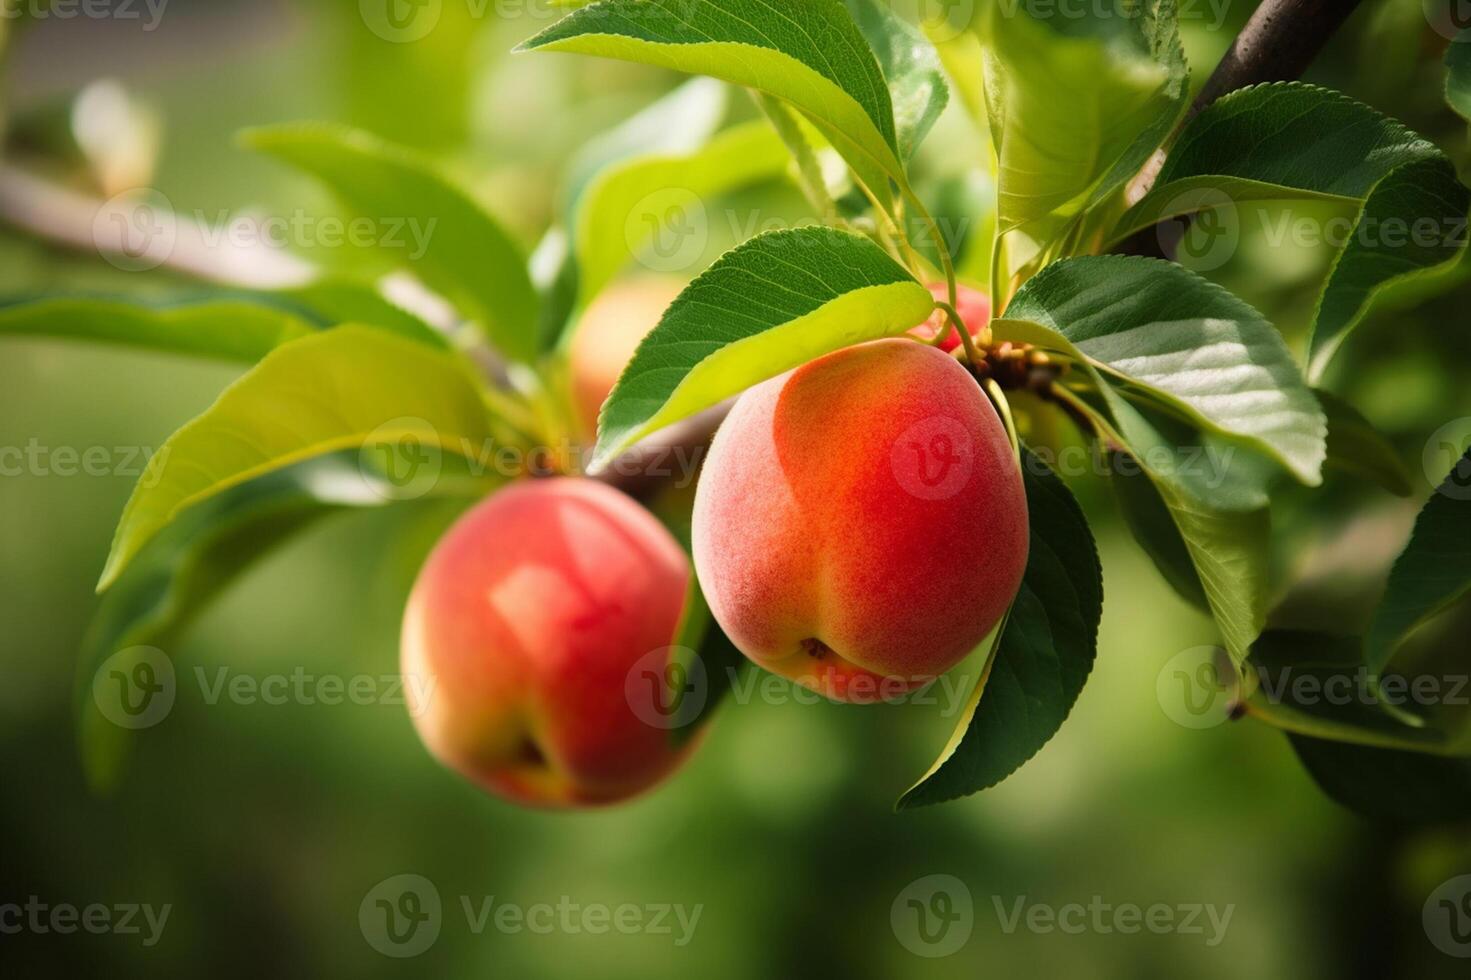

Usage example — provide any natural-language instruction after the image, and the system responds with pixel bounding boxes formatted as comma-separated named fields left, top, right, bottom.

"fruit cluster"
left=402, top=284, right=1028, bottom=806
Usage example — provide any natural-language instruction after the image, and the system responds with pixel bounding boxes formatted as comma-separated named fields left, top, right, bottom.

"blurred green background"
left=3, top=1, right=1471, bottom=976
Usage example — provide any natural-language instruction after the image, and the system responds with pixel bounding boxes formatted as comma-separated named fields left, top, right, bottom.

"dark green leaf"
left=76, top=456, right=387, bottom=792
left=993, top=315, right=1273, bottom=664
left=1288, top=735, right=1471, bottom=824
left=1366, top=448, right=1471, bottom=674
left=898, top=447, right=1101, bottom=808
left=1113, top=83, right=1470, bottom=381
left=1319, top=389, right=1412, bottom=496
left=1110, top=459, right=1208, bottom=609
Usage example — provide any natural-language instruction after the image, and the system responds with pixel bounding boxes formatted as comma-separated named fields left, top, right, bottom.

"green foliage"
left=843, top=0, right=947, bottom=161
left=1244, top=630, right=1455, bottom=756
left=244, top=124, right=541, bottom=363
left=572, top=119, right=790, bottom=307
left=983, top=0, right=1187, bottom=283
left=1366, top=449, right=1471, bottom=676
left=1113, top=83, right=1471, bottom=381
left=590, top=227, right=933, bottom=468
left=277, top=278, right=448, bottom=349
left=1005, top=255, right=1326, bottom=486
left=521, top=0, right=912, bottom=207
left=1318, top=389, right=1412, bottom=496
left=991, top=311, right=1275, bottom=664
left=899, top=447, right=1101, bottom=808
left=77, top=456, right=390, bottom=792
left=0, top=297, right=313, bottom=362
left=98, top=327, right=505, bottom=591
left=1445, top=31, right=1471, bottom=122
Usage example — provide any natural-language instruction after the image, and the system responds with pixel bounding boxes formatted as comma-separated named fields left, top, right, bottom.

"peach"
left=910, top=282, right=991, bottom=352
left=401, top=477, right=694, bottom=807
left=692, top=339, right=1027, bottom=702
left=569, top=276, right=684, bottom=440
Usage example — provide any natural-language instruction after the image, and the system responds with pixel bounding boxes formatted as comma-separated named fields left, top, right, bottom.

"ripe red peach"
left=569, top=276, right=684, bottom=440
left=692, top=338, right=1027, bottom=702
left=401, top=477, right=694, bottom=807
left=910, top=282, right=991, bottom=351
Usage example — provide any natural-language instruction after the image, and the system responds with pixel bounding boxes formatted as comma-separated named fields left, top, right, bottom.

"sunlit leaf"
left=245, top=124, right=541, bottom=362
left=0, top=297, right=312, bottom=362
left=1113, top=83, right=1470, bottom=382
left=591, top=227, right=933, bottom=469
left=98, top=326, right=503, bottom=590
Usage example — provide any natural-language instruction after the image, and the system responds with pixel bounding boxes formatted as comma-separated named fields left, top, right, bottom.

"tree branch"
left=1122, top=0, right=1365, bottom=251
left=603, top=0, right=1366, bottom=494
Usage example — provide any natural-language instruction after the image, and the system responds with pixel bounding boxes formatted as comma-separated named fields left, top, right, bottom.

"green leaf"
left=573, top=119, right=791, bottom=306
left=898, top=446, right=1101, bottom=808
left=1310, top=155, right=1470, bottom=380
left=591, top=226, right=933, bottom=468
left=98, top=326, right=502, bottom=591
left=0, top=297, right=313, bottom=362
left=1446, top=31, right=1471, bottom=122
left=1366, top=448, right=1471, bottom=675
left=520, top=0, right=909, bottom=202
left=1109, top=459, right=1207, bottom=609
left=993, top=317, right=1271, bottom=663
left=76, top=456, right=385, bottom=792
left=1288, top=735, right=1471, bottom=824
left=278, top=277, right=449, bottom=349
left=244, top=124, right=541, bottom=363
left=1245, top=630, right=1455, bottom=754
left=844, top=0, right=948, bottom=160
left=562, top=77, right=731, bottom=221
left=1319, top=389, right=1412, bottom=496
left=538, top=80, right=734, bottom=348
left=982, top=0, right=1186, bottom=259
left=1003, top=255, right=1326, bottom=487
left=1160, top=489, right=1270, bottom=664
left=1112, top=83, right=1471, bottom=382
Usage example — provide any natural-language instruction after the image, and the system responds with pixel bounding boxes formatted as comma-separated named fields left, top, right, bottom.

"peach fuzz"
left=692, top=339, right=1027, bottom=702
left=401, top=477, right=694, bottom=807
